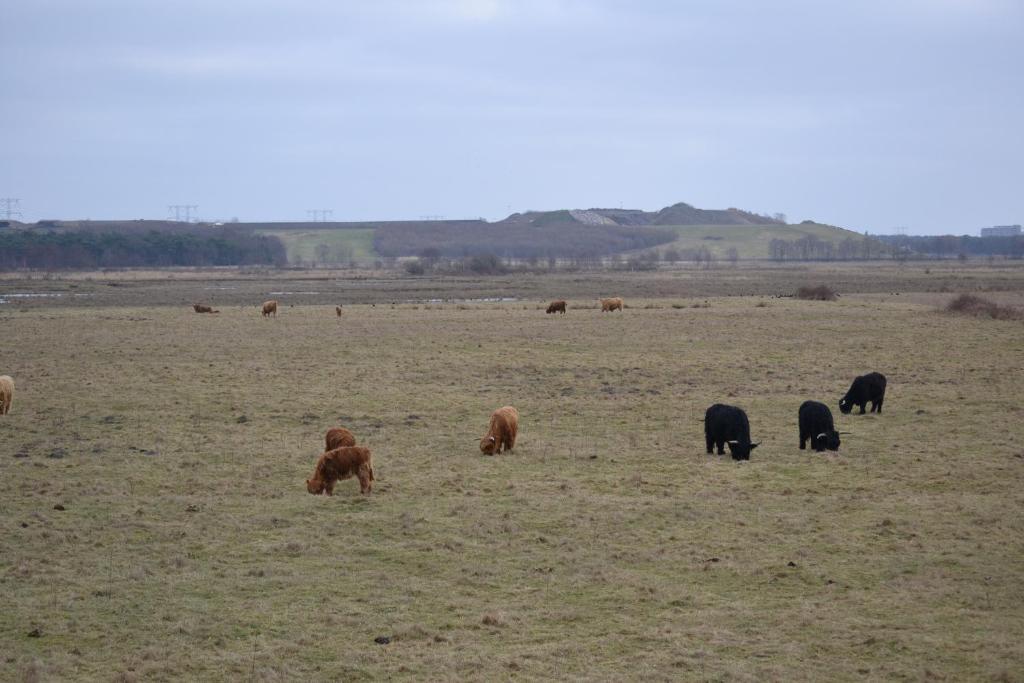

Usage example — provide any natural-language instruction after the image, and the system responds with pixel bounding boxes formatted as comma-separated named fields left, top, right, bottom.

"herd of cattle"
left=304, top=369, right=886, bottom=495
left=0, top=300, right=891, bottom=497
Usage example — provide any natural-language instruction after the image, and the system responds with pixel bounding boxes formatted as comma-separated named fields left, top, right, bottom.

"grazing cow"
left=600, top=297, right=624, bottom=312
left=261, top=300, right=278, bottom=317
left=704, top=404, right=759, bottom=461
left=799, top=401, right=841, bottom=452
left=192, top=304, right=219, bottom=313
left=0, top=375, right=13, bottom=415
left=839, top=372, right=887, bottom=414
left=306, top=446, right=374, bottom=495
left=546, top=300, right=567, bottom=314
left=480, top=406, right=518, bottom=455
left=335, top=305, right=343, bottom=317
left=325, top=427, right=356, bottom=451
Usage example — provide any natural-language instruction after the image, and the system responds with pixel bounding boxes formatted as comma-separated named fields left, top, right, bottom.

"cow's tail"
left=368, top=463, right=375, bottom=481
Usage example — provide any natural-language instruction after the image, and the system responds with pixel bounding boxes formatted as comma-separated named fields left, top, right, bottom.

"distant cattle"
left=261, top=300, right=278, bottom=317
left=306, top=446, right=374, bottom=495
left=799, top=400, right=841, bottom=452
left=600, top=297, right=623, bottom=312
left=325, top=427, right=356, bottom=451
left=0, top=375, right=13, bottom=415
left=480, top=406, right=518, bottom=455
left=192, top=304, right=219, bottom=313
left=839, top=372, right=887, bottom=414
left=546, top=300, right=567, bottom=314
left=336, top=305, right=343, bottom=317
left=704, top=404, right=759, bottom=461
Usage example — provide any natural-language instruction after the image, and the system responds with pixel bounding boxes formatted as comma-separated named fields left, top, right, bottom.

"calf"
left=704, top=404, right=759, bottom=461
left=839, top=372, right=887, bottom=414
left=325, top=427, right=356, bottom=451
left=600, top=297, right=623, bottom=312
left=546, top=300, right=567, bottom=314
left=306, top=446, right=374, bottom=495
left=480, top=406, right=518, bottom=455
left=799, top=400, right=840, bottom=452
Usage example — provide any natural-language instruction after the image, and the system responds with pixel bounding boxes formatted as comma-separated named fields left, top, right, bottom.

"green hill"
left=649, top=222, right=882, bottom=260
left=255, top=228, right=376, bottom=265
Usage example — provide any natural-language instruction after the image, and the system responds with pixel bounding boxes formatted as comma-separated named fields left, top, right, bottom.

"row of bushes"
left=0, top=230, right=287, bottom=270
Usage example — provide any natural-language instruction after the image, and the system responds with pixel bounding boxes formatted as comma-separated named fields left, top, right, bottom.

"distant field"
left=2, top=266, right=1022, bottom=680
left=257, top=228, right=376, bottom=264
left=652, top=222, right=875, bottom=259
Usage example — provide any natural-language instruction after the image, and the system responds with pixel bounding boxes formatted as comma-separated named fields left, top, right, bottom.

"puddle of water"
left=418, top=297, right=519, bottom=304
left=3, top=292, right=64, bottom=298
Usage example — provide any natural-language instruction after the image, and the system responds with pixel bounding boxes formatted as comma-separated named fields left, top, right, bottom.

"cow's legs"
left=716, top=440, right=726, bottom=455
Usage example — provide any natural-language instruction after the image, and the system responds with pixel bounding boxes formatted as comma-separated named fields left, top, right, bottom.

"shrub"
left=944, top=294, right=1021, bottom=320
left=404, top=259, right=426, bottom=275
left=464, top=253, right=507, bottom=275
left=795, top=285, right=838, bottom=301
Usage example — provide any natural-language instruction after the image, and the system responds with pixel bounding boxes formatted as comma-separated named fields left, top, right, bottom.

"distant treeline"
left=876, top=234, right=1024, bottom=259
left=0, top=229, right=286, bottom=270
left=768, top=236, right=890, bottom=261
left=373, top=222, right=676, bottom=258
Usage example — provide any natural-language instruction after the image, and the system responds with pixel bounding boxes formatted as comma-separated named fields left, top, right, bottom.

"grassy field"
left=256, top=228, right=376, bottom=265
left=1, top=268, right=1023, bottom=681
left=651, top=223, right=875, bottom=259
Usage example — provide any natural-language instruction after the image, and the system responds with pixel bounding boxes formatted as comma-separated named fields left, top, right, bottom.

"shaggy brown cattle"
left=0, top=375, right=13, bottom=415
left=480, top=406, right=518, bottom=455
left=546, top=300, right=567, bottom=314
left=306, top=446, right=374, bottom=495
left=335, top=305, right=343, bottom=317
left=261, top=300, right=278, bottom=317
left=192, top=304, right=219, bottom=313
left=600, top=297, right=624, bottom=312
left=325, top=427, right=356, bottom=451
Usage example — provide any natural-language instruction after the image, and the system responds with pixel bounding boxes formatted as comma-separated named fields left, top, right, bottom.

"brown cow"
left=600, top=297, right=624, bottom=312
left=306, top=446, right=374, bottom=495
left=0, top=375, right=13, bottom=415
left=261, top=300, right=278, bottom=317
left=325, top=427, right=356, bottom=451
left=335, top=305, right=343, bottom=317
left=546, top=300, right=567, bottom=314
left=193, top=304, right=219, bottom=313
left=480, top=406, right=518, bottom=455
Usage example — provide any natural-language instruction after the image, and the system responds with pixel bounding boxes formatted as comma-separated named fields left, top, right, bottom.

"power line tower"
left=1, top=198, right=22, bottom=220
left=168, top=205, right=199, bottom=222
left=306, top=209, right=334, bottom=222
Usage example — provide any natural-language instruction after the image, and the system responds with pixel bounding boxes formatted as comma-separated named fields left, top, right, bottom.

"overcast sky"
left=1, top=0, right=1021, bottom=234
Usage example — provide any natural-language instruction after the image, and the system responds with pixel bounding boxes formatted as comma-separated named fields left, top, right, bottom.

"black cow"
left=704, top=404, right=759, bottom=461
left=839, top=372, right=887, bottom=414
left=799, top=400, right=840, bottom=452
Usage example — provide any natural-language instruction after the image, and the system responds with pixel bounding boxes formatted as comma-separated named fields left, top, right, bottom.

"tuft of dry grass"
left=795, top=284, right=838, bottom=300
left=944, top=293, right=1021, bottom=320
